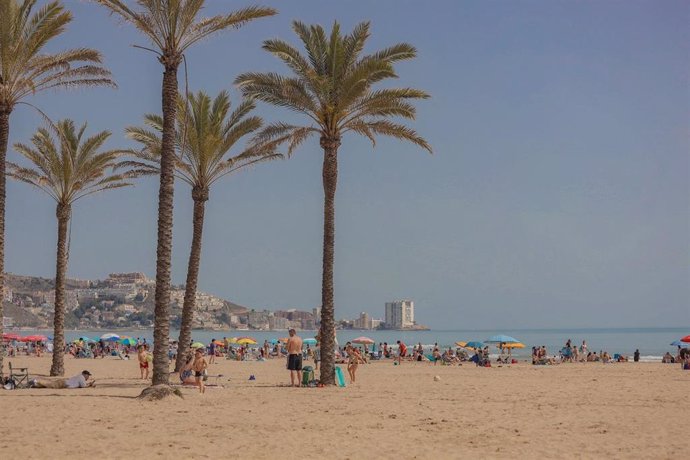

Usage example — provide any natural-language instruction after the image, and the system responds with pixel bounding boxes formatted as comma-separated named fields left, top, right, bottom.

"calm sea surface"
left=18, top=327, right=689, bottom=360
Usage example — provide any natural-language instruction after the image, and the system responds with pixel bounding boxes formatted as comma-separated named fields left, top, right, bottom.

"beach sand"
left=1, top=356, right=687, bottom=459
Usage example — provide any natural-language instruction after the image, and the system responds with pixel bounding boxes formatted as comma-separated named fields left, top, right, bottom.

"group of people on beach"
left=662, top=346, right=690, bottom=369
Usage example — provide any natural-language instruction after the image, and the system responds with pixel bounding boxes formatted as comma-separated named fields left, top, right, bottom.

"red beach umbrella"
left=2, top=333, right=21, bottom=341
left=352, top=337, right=375, bottom=345
left=21, top=335, right=47, bottom=342
left=680, top=335, right=690, bottom=343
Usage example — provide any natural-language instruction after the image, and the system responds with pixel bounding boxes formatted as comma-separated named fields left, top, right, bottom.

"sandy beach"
left=1, top=356, right=687, bottom=459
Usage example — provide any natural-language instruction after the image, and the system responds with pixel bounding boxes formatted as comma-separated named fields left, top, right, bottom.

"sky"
left=4, top=0, right=689, bottom=329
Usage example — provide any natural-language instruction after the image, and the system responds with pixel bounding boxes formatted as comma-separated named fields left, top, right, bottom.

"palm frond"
left=10, top=118, right=137, bottom=205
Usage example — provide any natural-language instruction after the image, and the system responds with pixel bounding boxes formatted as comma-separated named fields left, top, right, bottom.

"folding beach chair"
left=9, top=362, right=29, bottom=388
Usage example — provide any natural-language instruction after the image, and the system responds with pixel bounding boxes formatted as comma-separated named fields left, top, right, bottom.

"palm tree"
left=125, top=90, right=281, bottom=372
left=7, top=119, right=136, bottom=376
left=235, top=21, right=432, bottom=384
left=94, top=0, right=276, bottom=386
left=0, top=0, right=113, bottom=376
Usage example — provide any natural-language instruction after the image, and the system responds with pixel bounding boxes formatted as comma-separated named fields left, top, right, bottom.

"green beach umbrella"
left=190, top=342, right=205, bottom=349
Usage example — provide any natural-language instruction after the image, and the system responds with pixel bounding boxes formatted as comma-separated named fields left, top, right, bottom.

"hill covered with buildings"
left=2, top=273, right=427, bottom=331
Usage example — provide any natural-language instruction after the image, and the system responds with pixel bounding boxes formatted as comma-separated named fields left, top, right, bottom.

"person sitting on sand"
left=31, top=370, right=95, bottom=389
left=432, top=347, right=441, bottom=365
left=662, top=352, right=674, bottom=364
left=179, top=353, right=195, bottom=384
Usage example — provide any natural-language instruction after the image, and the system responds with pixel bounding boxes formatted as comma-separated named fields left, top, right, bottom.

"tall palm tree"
left=0, top=0, right=113, bottom=376
left=125, top=90, right=281, bottom=372
left=235, top=21, right=432, bottom=384
left=7, top=119, right=136, bottom=376
left=94, top=0, right=276, bottom=386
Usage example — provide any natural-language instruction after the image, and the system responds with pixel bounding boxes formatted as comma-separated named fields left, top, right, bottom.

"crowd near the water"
left=3, top=332, right=689, bottom=391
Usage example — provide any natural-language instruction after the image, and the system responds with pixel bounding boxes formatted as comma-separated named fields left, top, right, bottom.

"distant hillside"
left=225, top=301, right=248, bottom=314
left=3, top=301, right=45, bottom=328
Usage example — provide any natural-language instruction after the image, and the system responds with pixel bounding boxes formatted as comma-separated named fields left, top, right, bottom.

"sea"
left=14, top=327, right=689, bottom=362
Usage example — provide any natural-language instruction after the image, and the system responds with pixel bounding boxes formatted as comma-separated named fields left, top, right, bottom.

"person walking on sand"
left=137, top=345, right=149, bottom=379
left=192, top=348, right=208, bottom=394
left=286, top=328, right=303, bottom=387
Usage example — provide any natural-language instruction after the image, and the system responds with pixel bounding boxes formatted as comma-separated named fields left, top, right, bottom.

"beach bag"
left=334, top=366, right=346, bottom=387
left=301, top=366, right=314, bottom=386
left=2, top=377, right=16, bottom=390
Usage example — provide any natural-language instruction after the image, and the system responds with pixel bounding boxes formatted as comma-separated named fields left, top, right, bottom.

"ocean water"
left=17, top=327, right=688, bottom=361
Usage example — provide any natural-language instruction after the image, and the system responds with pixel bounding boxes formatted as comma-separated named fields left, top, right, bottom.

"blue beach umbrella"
left=303, top=338, right=317, bottom=346
left=463, top=341, right=484, bottom=349
left=670, top=340, right=689, bottom=347
left=485, top=335, right=520, bottom=344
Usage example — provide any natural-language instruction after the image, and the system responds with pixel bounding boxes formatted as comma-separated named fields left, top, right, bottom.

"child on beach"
left=137, top=345, right=149, bottom=379
left=193, top=348, right=208, bottom=394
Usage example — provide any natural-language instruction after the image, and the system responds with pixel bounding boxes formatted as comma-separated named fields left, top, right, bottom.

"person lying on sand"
left=30, top=370, right=95, bottom=389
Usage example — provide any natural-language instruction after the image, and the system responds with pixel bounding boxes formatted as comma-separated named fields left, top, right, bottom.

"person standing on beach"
left=286, top=329, right=303, bottom=387
left=580, top=340, right=588, bottom=356
left=192, top=348, right=208, bottom=394
left=137, top=345, right=149, bottom=380
left=209, top=339, right=216, bottom=365
left=634, top=349, right=640, bottom=362
left=396, top=340, right=407, bottom=365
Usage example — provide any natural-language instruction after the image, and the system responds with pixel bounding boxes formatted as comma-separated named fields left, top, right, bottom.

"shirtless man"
left=192, top=348, right=208, bottom=394
left=137, top=345, right=149, bottom=379
left=286, top=328, right=303, bottom=387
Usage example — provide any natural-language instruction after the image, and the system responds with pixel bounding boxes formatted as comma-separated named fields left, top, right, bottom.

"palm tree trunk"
left=50, top=203, right=71, bottom=376
left=151, top=59, right=179, bottom=386
left=318, top=137, right=340, bottom=385
left=175, top=186, right=209, bottom=372
left=0, top=108, right=9, bottom=378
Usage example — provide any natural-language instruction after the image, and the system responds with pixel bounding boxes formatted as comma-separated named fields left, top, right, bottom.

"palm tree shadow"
left=7, top=392, right=137, bottom=400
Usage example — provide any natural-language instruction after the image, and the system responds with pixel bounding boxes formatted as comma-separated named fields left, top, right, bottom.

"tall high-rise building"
left=385, top=300, right=414, bottom=329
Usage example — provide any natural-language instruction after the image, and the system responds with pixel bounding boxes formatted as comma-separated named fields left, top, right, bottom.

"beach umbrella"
left=680, top=335, right=690, bottom=343
left=100, top=333, right=120, bottom=341
left=119, top=337, right=137, bottom=346
left=303, top=338, right=317, bottom=346
left=212, top=340, right=224, bottom=346
left=455, top=341, right=467, bottom=347
left=497, top=342, right=525, bottom=349
left=22, top=335, right=47, bottom=342
left=352, top=337, right=374, bottom=345
left=236, top=337, right=257, bottom=345
left=226, top=337, right=239, bottom=344
left=2, top=333, right=21, bottom=341
left=278, top=337, right=289, bottom=343
left=485, top=335, right=520, bottom=344
left=463, top=341, right=484, bottom=349
left=670, top=340, right=689, bottom=348
left=190, top=342, right=205, bottom=349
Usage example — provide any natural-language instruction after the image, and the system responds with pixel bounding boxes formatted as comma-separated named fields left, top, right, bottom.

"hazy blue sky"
left=5, top=1, right=688, bottom=329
